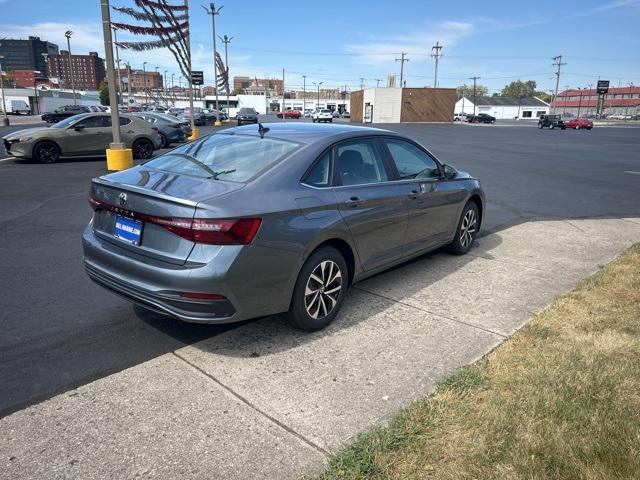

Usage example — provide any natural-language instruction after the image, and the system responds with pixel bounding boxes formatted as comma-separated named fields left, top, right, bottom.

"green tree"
left=456, top=84, right=488, bottom=100
left=501, top=80, right=537, bottom=97
left=99, top=81, right=109, bottom=106
left=535, top=91, right=552, bottom=103
left=231, top=87, right=243, bottom=96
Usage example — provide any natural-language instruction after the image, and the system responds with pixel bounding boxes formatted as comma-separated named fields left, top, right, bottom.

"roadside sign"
left=597, top=80, right=609, bottom=94
left=192, top=71, right=204, bottom=85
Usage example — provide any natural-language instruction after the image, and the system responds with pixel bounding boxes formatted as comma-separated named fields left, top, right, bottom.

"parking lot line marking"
left=625, top=171, right=640, bottom=175
left=0, top=157, right=16, bottom=163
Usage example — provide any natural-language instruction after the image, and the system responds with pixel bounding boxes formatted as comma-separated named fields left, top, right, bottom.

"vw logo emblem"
left=118, top=192, right=127, bottom=206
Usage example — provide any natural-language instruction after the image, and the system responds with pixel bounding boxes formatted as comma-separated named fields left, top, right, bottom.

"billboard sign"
left=597, top=80, right=609, bottom=94
left=192, top=71, right=204, bottom=86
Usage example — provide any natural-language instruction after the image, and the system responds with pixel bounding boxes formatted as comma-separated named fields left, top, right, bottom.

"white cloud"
left=344, top=21, right=475, bottom=66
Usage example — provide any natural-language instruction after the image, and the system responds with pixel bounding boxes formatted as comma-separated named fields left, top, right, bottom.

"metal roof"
left=463, top=96, right=549, bottom=107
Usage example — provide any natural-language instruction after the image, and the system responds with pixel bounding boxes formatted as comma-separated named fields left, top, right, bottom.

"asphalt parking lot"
left=1, top=117, right=639, bottom=420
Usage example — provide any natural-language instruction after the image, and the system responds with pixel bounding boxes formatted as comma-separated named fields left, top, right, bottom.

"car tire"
left=447, top=201, right=480, bottom=255
left=576, top=125, right=580, bottom=130
left=538, top=123, right=543, bottom=129
left=329, top=119, right=333, bottom=123
left=587, top=126, right=592, bottom=130
left=286, top=246, right=348, bottom=331
left=550, top=124, right=555, bottom=129
left=237, top=121, right=242, bottom=126
left=132, top=138, right=154, bottom=159
left=159, top=133, right=168, bottom=149
left=33, top=140, right=61, bottom=164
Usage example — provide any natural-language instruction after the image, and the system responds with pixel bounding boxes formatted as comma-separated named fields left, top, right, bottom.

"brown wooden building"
left=350, top=87, right=455, bottom=123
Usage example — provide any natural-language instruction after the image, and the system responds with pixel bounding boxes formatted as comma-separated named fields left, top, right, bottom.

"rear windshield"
left=144, top=133, right=300, bottom=182
left=239, top=108, right=255, bottom=114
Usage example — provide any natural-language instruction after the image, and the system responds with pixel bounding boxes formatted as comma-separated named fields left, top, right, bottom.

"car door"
left=64, top=115, right=110, bottom=155
left=380, top=137, right=462, bottom=255
left=332, top=138, right=410, bottom=271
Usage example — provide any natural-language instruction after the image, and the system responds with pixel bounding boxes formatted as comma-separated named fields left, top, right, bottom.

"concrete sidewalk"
left=2, top=218, right=639, bottom=479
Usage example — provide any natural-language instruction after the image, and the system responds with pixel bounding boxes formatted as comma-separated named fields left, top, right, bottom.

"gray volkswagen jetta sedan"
left=83, top=123, right=484, bottom=331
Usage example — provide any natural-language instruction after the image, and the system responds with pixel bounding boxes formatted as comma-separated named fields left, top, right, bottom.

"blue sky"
left=1, top=0, right=639, bottom=93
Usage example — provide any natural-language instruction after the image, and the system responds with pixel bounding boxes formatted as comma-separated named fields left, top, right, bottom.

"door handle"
left=344, top=196, right=365, bottom=208
left=407, top=189, right=420, bottom=199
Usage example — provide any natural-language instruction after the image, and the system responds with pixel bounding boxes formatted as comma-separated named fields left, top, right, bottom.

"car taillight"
left=89, top=196, right=261, bottom=245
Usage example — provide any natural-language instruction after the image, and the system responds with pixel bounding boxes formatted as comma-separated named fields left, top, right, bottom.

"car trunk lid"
left=89, top=165, right=244, bottom=265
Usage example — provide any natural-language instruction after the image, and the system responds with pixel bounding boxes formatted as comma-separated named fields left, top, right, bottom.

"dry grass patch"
left=315, top=243, right=640, bottom=480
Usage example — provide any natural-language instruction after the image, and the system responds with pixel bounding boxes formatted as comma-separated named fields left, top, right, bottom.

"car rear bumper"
left=82, top=224, right=300, bottom=324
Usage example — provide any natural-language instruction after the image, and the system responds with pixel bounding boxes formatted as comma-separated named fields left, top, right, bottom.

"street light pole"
left=32, top=71, right=42, bottom=115
left=577, top=88, right=583, bottom=118
left=171, top=73, right=175, bottom=103
left=204, top=3, right=223, bottom=126
left=100, top=0, right=132, bottom=171
left=142, top=61, right=147, bottom=105
left=302, top=75, right=306, bottom=118
left=163, top=70, right=168, bottom=106
left=626, top=82, right=634, bottom=117
left=65, top=31, right=77, bottom=106
left=0, top=56, right=9, bottom=126
left=313, top=81, right=323, bottom=110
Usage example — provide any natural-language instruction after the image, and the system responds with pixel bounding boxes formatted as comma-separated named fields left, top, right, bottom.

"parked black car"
left=466, top=113, right=496, bottom=124
left=41, top=105, right=91, bottom=123
left=538, top=114, right=566, bottom=130
left=236, top=107, right=259, bottom=125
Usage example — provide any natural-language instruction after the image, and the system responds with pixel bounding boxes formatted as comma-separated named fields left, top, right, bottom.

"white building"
left=455, top=96, right=549, bottom=119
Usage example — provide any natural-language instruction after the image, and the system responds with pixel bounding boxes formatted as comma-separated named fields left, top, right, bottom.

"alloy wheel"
left=133, top=140, right=153, bottom=159
left=304, top=260, right=342, bottom=319
left=459, top=208, right=477, bottom=248
left=36, top=143, right=59, bottom=163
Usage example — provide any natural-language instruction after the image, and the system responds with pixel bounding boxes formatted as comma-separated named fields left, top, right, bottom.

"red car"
left=565, top=118, right=593, bottom=130
left=276, top=110, right=301, bottom=119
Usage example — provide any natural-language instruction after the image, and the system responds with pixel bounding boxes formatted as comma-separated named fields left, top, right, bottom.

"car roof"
left=222, top=122, right=391, bottom=144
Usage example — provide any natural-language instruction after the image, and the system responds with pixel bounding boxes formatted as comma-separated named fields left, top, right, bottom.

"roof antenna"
left=258, top=123, right=269, bottom=139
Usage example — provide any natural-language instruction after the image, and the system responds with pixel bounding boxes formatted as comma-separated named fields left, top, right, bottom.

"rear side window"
left=304, top=152, right=331, bottom=187
left=145, top=134, right=299, bottom=182
left=383, top=139, right=440, bottom=179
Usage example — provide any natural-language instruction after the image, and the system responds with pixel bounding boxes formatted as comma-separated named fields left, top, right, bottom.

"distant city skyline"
left=1, top=0, right=639, bottom=93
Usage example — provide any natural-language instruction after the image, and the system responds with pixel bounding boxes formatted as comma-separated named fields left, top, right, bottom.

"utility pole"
left=552, top=55, right=566, bottom=114
left=218, top=34, right=232, bottom=121
left=112, top=26, right=122, bottom=105
left=65, top=31, right=77, bottom=106
left=126, top=62, right=131, bottom=105
left=171, top=73, right=175, bottom=103
left=302, top=74, right=306, bottom=117
left=430, top=41, right=443, bottom=88
left=469, top=76, right=480, bottom=115
left=360, top=77, right=364, bottom=90
left=282, top=68, right=285, bottom=122
left=395, top=53, right=409, bottom=88
left=625, top=82, right=634, bottom=117
left=375, top=78, right=381, bottom=87
left=203, top=2, right=223, bottom=126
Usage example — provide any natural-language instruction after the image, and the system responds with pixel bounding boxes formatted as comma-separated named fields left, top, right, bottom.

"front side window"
left=336, top=140, right=388, bottom=186
left=383, top=138, right=440, bottom=179
left=144, top=133, right=299, bottom=182
left=78, top=116, right=107, bottom=128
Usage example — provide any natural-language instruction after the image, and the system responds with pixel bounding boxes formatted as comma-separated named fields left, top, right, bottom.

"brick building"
left=233, top=76, right=283, bottom=95
left=10, top=70, right=51, bottom=89
left=45, top=51, right=105, bottom=90
left=119, top=69, right=163, bottom=91
left=551, top=86, right=640, bottom=117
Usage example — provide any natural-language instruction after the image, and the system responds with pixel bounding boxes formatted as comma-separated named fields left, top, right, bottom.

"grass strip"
left=314, top=243, right=640, bottom=480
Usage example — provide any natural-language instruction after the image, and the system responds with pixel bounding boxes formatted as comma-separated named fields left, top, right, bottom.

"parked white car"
left=312, top=109, right=333, bottom=123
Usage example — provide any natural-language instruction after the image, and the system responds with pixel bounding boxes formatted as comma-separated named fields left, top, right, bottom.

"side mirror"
left=442, top=164, right=458, bottom=180
left=73, top=124, right=86, bottom=131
